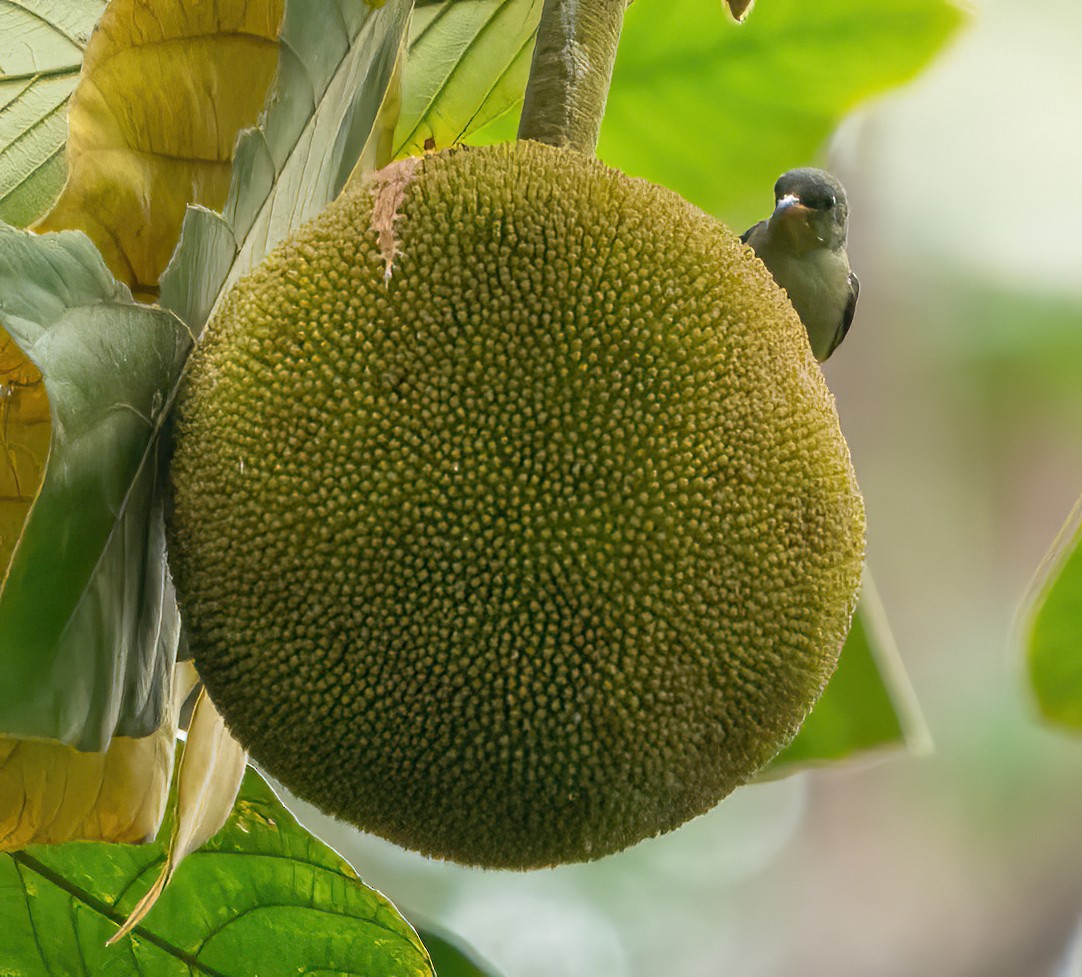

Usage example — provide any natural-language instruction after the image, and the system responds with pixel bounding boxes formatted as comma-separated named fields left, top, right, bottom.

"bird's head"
left=768, top=168, right=849, bottom=253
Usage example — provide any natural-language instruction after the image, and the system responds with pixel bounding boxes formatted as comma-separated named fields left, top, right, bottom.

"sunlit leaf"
left=0, top=223, right=189, bottom=750
left=108, top=687, right=247, bottom=943
left=1, top=766, right=434, bottom=976
left=35, top=0, right=286, bottom=299
left=471, top=0, right=964, bottom=228
left=0, top=0, right=107, bottom=227
left=159, top=0, right=413, bottom=333
left=392, top=0, right=542, bottom=158
left=1026, top=496, right=1082, bottom=731
left=767, top=573, right=930, bottom=774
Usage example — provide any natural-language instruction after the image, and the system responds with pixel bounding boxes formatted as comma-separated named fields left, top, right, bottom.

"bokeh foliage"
left=1028, top=501, right=1082, bottom=730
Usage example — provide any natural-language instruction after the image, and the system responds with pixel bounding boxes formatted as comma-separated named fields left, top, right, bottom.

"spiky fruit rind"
left=169, top=141, right=864, bottom=869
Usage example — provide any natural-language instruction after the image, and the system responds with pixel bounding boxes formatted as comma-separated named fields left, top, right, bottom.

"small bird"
left=741, top=168, right=858, bottom=362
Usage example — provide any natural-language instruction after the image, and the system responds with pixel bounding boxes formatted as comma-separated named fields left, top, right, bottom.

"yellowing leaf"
left=109, top=687, right=247, bottom=944
left=159, top=0, right=413, bottom=332
left=0, top=0, right=107, bottom=227
left=0, top=729, right=174, bottom=849
left=168, top=689, right=247, bottom=868
left=0, top=327, right=49, bottom=584
left=0, top=661, right=196, bottom=851
left=36, top=0, right=285, bottom=298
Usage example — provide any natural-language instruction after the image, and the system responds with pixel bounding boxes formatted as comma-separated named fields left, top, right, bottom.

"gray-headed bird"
left=742, top=168, right=858, bottom=362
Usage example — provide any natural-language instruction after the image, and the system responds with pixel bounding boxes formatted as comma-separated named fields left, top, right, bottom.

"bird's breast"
left=766, top=248, right=852, bottom=358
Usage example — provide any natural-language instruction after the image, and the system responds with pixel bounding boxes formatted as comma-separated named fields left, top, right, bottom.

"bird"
left=741, top=168, right=858, bottom=362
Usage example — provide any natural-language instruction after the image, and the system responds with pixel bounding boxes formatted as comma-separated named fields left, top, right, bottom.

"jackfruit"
left=168, top=140, right=865, bottom=869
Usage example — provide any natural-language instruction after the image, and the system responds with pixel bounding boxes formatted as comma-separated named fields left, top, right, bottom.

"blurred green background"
left=284, top=0, right=1082, bottom=974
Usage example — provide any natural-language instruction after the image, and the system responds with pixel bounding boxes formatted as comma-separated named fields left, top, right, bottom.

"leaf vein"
left=0, top=105, right=69, bottom=192
left=0, top=0, right=90, bottom=49
left=193, top=901, right=417, bottom=957
left=0, top=64, right=82, bottom=84
left=10, top=852, right=233, bottom=976
left=410, top=0, right=457, bottom=50
left=452, top=29, right=534, bottom=145
left=397, top=0, right=518, bottom=153
left=13, top=856, right=66, bottom=977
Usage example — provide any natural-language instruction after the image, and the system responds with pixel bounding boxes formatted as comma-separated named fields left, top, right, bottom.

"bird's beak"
left=770, top=194, right=819, bottom=246
left=773, top=193, right=812, bottom=222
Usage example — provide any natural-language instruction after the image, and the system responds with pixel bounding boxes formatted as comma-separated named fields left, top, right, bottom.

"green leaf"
left=1, top=766, right=434, bottom=976
left=605, top=0, right=963, bottom=226
left=1027, top=497, right=1082, bottom=731
left=471, top=0, right=964, bottom=227
left=159, top=0, right=413, bottom=334
left=392, top=0, right=542, bottom=158
left=767, top=574, right=930, bottom=773
left=0, top=222, right=190, bottom=750
left=416, top=923, right=503, bottom=977
left=0, top=0, right=107, bottom=228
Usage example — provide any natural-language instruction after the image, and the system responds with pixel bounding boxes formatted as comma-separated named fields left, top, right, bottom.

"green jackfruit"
left=168, top=140, right=865, bottom=869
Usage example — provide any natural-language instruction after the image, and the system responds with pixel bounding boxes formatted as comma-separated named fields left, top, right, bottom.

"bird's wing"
left=740, top=221, right=767, bottom=246
left=826, top=270, right=859, bottom=359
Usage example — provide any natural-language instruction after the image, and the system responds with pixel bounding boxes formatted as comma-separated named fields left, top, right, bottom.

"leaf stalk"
left=517, top=0, right=626, bottom=156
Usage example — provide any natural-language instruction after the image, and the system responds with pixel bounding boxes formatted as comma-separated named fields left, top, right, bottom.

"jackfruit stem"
left=518, top=0, right=626, bottom=156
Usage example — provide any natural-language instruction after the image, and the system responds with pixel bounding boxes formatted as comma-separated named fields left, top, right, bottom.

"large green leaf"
left=159, top=0, right=413, bottom=334
left=768, top=576, right=930, bottom=773
left=0, top=0, right=107, bottom=227
left=471, top=0, right=963, bottom=227
left=603, top=0, right=963, bottom=227
left=1027, top=497, right=1082, bottom=731
left=392, top=0, right=542, bottom=159
left=1, top=765, right=434, bottom=976
left=0, top=222, right=189, bottom=750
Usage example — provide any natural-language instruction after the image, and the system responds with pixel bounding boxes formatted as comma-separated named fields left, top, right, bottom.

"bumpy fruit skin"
left=168, top=141, right=865, bottom=869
